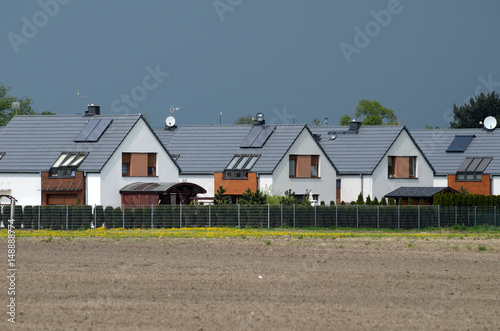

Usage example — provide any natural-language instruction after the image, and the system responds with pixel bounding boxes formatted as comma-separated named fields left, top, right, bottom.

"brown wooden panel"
left=395, top=156, right=409, bottom=178
left=47, top=194, right=77, bottom=205
left=214, top=173, right=258, bottom=195
left=130, top=153, right=148, bottom=176
left=297, top=155, right=311, bottom=177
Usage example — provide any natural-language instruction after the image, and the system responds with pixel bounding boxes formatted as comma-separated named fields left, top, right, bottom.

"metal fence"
left=1, top=204, right=499, bottom=230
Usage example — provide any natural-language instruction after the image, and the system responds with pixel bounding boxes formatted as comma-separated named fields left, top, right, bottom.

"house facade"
left=156, top=114, right=337, bottom=204
left=0, top=107, right=181, bottom=207
left=311, top=121, right=435, bottom=203
left=412, top=127, right=500, bottom=195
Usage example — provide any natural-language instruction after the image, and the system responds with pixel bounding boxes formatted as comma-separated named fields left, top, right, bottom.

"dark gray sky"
left=1, top=1, right=499, bottom=129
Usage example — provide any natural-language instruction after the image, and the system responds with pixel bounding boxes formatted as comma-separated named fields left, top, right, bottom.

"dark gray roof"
left=385, top=187, right=458, bottom=198
left=411, top=128, right=500, bottom=175
left=155, top=124, right=315, bottom=174
left=309, top=125, right=405, bottom=175
left=0, top=114, right=145, bottom=172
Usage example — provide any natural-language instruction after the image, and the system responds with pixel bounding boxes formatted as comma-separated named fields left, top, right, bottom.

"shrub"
left=380, top=197, right=387, bottom=206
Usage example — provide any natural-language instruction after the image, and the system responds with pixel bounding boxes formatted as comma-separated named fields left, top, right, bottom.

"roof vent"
left=85, top=103, right=100, bottom=116
left=348, top=119, right=361, bottom=133
left=254, top=113, right=265, bottom=126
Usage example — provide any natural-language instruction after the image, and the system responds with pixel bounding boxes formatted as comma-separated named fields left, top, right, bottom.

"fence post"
left=437, top=205, right=440, bottom=228
left=455, top=206, right=457, bottom=226
left=398, top=205, right=400, bottom=229
left=495, top=206, right=497, bottom=227
left=418, top=205, right=420, bottom=229
left=209, top=204, right=211, bottom=227
left=151, top=204, right=154, bottom=228
left=474, top=206, right=477, bottom=226
left=66, top=205, right=69, bottom=230
left=314, top=205, right=317, bottom=227
left=293, top=204, right=295, bottom=228
left=335, top=205, right=338, bottom=228
left=281, top=204, right=283, bottom=227
left=38, top=205, right=41, bottom=230
left=94, top=204, right=97, bottom=229
left=180, top=203, right=183, bottom=228
left=122, top=207, right=125, bottom=228
left=238, top=204, right=240, bottom=228
left=267, top=204, right=270, bottom=229
left=377, top=205, right=380, bottom=229
left=356, top=205, right=359, bottom=228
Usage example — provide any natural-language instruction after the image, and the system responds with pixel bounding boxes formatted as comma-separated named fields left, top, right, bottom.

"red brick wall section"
left=41, top=171, right=86, bottom=205
left=448, top=174, right=491, bottom=195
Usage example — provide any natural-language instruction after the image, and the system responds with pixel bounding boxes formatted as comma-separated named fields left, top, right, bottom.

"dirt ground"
left=2, top=235, right=500, bottom=330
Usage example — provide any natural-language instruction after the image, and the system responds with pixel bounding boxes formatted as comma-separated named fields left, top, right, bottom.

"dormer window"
left=49, top=152, right=88, bottom=178
left=223, top=154, right=260, bottom=179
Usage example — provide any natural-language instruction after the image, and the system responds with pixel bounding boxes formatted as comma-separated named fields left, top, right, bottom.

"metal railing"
left=1, top=204, right=498, bottom=230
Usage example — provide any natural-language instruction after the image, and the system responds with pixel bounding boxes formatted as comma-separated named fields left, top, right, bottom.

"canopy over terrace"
left=120, top=182, right=207, bottom=207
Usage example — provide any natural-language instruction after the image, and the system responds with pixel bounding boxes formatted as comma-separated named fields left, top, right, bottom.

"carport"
left=120, top=182, right=207, bottom=207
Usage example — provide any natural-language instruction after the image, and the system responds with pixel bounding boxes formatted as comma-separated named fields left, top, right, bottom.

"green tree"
left=213, top=186, right=230, bottom=204
left=234, top=114, right=254, bottom=124
left=339, top=114, right=352, bottom=125
left=356, top=193, right=364, bottom=205
left=239, top=188, right=267, bottom=205
left=311, top=117, right=321, bottom=127
left=450, top=91, right=500, bottom=128
left=340, top=99, right=398, bottom=126
left=0, top=82, right=55, bottom=126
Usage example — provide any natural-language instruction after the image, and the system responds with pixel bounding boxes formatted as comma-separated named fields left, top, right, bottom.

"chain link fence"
left=1, top=204, right=498, bottom=230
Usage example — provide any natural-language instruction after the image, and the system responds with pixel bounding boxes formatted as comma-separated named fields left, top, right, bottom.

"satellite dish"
left=165, top=116, right=176, bottom=127
left=483, top=116, right=497, bottom=130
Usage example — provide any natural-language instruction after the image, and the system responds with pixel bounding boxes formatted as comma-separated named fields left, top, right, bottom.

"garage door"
left=46, top=194, right=78, bottom=205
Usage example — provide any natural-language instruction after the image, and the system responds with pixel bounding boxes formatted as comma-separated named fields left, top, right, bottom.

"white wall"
left=98, top=118, right=179, bottom=207
left=258, top=174, right=274, bottom=193
left=433, top=176, right=448, bottom=187
left=337, top=175, right=373, bottom=203
left=271, top=129, right=336, bottom=205
left=371, top=129, right=434, bottom=199
left=492, top=176, right=500, bottom=195
left=0, top=173, right=41, bottom=206
left=86, top=173, right=101, bottom=206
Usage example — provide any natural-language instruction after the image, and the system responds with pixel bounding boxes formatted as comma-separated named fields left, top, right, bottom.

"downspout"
left=360, top=174, right=363, bottom=198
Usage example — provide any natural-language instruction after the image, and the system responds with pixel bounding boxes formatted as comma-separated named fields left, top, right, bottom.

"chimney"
left=254, top=112, right=265, bottom=126
left=85, top=103, right=100, bottom=116
left=348, top=119, right=361, bottom=133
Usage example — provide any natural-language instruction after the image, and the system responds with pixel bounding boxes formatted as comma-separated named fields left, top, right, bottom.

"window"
left=289, top=155, right=320, bottom=178
left=49, top=152, right=88, bottom=178
left=388, top=156, right=417, bottom=179
left=456, top=157, right=491, bottom=182
left=122, top=153, right=157, bottom=177
left=223, top=154, right=260, bottom=179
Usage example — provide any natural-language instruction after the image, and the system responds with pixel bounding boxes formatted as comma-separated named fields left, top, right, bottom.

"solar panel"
left=446, top=135, right=474, bottom=152
left=74, top=119, right=100, bottom=142
left=251, top=125, right=275, bottom=148
left=86, top=119, right=112, bottom=142
left=240, top=126, right=262, bottom=148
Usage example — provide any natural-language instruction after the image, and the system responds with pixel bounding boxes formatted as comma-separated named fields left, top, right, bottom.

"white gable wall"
left=95, top=118, right=179, bottom=207
left=0, top=173, right=41, bottom=206
left=372, top=130, right=434, bottom=200
left=271, top=129, right=336, bottom=205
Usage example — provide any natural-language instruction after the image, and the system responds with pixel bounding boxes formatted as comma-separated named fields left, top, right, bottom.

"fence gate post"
left=293, top=204, right=295, bottom=228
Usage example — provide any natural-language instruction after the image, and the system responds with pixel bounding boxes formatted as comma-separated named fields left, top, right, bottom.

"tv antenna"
left=77, top=85, right=86, bottom=114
